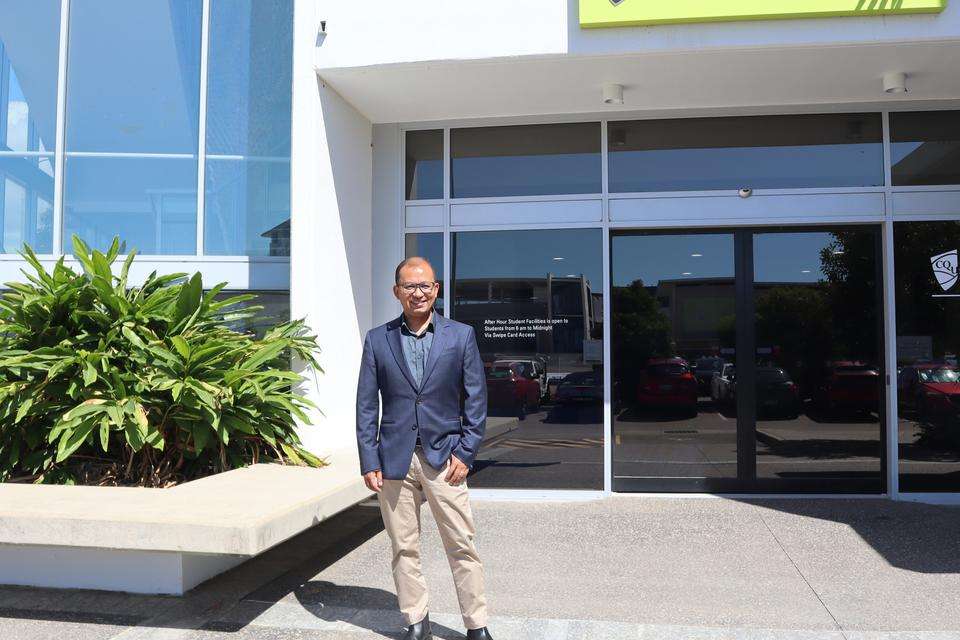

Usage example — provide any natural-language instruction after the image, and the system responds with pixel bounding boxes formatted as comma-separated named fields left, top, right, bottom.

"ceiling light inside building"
left=602, top=83, right=624, bottom=105
left=883, top=71, right=908, bottom=94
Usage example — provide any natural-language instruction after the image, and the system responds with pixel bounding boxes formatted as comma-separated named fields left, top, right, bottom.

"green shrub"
left=0, top=236, right=324, bottom=487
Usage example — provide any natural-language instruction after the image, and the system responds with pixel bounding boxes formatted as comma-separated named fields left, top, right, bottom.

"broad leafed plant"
left=0, top=236, right=324, bottom=487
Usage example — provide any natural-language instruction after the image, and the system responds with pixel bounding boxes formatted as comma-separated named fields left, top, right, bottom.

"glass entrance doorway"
left=611, top=227, right=885, bottom=493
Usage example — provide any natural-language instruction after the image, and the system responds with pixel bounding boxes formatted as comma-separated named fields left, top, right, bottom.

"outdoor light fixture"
left=883, top=72, right=908, bottom=94
left=602, top=83, right=624, bottom=105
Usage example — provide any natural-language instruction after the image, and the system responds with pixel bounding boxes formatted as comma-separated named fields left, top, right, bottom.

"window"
left=452, top=228, right=604, bottom=489
left=63, top=0, right=202, bottom=254
left=450, top=123, right=601, bottom=198
left=608, top=113, right=884, bottom=192
left=0, top=1, right=60, bottom=253
left=891, top=111, right=960, bottom=186
left=894, top=221, right=960, bottom=492
left=405, top=130, right=443, bottom=200
left=204, top=0, right=293, bottom=256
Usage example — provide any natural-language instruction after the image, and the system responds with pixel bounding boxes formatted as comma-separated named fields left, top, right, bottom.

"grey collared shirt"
left=400, top=313, right=435, bottom=389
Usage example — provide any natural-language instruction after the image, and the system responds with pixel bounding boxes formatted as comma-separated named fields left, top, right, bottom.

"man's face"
left=393, top=261, right=438, bottom=317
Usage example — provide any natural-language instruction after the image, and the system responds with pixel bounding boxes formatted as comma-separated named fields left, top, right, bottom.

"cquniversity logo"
left=931, top=250, right=959, bottom=292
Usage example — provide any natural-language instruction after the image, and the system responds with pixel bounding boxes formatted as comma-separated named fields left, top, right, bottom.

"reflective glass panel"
left=0, top=155, right=54, bottom=253
left=608, top=113, right=883, bottom=192
left=1, top=1, right=60, bottom=153
left=63, top=156, right=197, bottom=255
left=451, top=123, right=601, bottom=198
left=1, top=2, right=59, bottom=253
left=753, top=229, right=882, bottom=492
left=405, top=130, right=443, bottom=200
left=891, top=111, right=960, bottom=186
left=612, top=232, right=737, bottom=487
left=204, top=158, right=289, bottom=256
left=203, top=0, right=292, bottom=256
left=452, top=228, right=603, bottom=489
left=66, top=0, right=201, bottom=153
left=405, top=232, right=443, bottom=314
left=895, top=221, right=960, bottom=491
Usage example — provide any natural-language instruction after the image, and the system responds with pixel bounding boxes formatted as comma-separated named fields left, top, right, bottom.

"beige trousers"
left=377, top=447, right=488, bottom=630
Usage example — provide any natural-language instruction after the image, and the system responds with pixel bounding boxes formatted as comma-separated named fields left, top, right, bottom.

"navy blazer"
left=356, top=312, right=488, bottom=480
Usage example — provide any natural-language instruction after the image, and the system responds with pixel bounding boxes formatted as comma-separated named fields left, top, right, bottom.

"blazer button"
left=416, top=398, right=423, bottom=404
left=411, top=425, right=417, bottom=430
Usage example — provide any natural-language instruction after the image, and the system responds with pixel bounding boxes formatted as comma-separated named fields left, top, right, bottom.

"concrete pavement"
left=2, top=495, right=960, bottom=639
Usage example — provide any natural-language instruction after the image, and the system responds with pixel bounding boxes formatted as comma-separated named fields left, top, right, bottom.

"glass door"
left=611, top=226, right=884, bottom=493
left=611, top=231, right=741, bottom=491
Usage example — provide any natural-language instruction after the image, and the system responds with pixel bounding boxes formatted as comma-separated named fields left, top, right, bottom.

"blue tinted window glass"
left=66, top=0, right=201, bottom=152
left=205, top=0, right=292, bottom=156
left=451, top=123, right=601, bottom=198
left=63, top=156, right=197, bottom=255
left=204, top=0, right=292, bottom=256
left=608, top=114, right=883, bottom=192
left=891, top=111, right=960, bottom=186
left=204, top=158, right=289, bottom=256
left=1, top=1, right=60, bottom=253
left=1, top=155, right=54, bottom=254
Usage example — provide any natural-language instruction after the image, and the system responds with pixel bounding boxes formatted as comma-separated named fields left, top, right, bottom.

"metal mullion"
left=52, top=0, right=70, bottom=256
left=882, top=220, right=900, bottom=499
left=735, top=230, right=757, bottom=487
left=602, top=215, right=612, bottom=494
left=443, top=127, right=451, bottom=319
left=195, top=0, right=211, bottom=256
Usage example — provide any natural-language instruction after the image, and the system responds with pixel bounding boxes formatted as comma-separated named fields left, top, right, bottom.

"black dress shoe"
left=402, top=612, right=432, bottom=640
left=466, top=627, right=493, bottom=640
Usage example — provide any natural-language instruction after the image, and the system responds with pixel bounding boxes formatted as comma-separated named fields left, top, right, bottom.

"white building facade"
left=5, top=1, right=960, bottom=502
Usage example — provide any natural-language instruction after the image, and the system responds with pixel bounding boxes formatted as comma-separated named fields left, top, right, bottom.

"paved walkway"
left=2, top=495, right=960, bottom=639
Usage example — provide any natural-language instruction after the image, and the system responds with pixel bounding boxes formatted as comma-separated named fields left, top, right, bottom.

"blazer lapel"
left=419, top=314, right=450, bottom=390
left=386, top=315, right=419, bottom=391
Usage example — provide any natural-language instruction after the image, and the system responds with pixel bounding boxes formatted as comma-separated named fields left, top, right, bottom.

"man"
left=356, top=257, right=494, bottom=640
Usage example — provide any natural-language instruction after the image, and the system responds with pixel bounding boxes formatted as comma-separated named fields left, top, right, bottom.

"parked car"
left=898, top=363, right=960, bottom=419
left=485, top=361, right=541, bottom=419
left=814, top=361, right=879, bottom=415
left=711, top=363, right=736, bottom=404
left=693, top=356, right=724, bottom=395
left=498, top=358, right=548, bottom=399
left=636, top=357, right=698, bottom=415
left=756, top=367, right=800, bottom=419
left=555, top=371, right=602, bottom=404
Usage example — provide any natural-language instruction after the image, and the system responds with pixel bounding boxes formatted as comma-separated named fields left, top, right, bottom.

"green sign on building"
left=579, top=0, right=947, bottom=28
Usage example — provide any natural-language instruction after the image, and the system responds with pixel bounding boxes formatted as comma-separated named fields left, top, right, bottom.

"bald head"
left=395, top=256, right=436, bottom=284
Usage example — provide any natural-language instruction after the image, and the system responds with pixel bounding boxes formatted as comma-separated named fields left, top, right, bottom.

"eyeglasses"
left=398, top=281, right=437, bottom=294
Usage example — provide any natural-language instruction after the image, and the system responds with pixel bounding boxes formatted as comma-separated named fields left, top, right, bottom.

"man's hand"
left=364, top=469, right=383, bottom=492
left=445, top=453, right=469, bottom=485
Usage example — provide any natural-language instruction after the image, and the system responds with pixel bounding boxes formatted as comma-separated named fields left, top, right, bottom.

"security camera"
left=738, top=187, right=753, bottom=198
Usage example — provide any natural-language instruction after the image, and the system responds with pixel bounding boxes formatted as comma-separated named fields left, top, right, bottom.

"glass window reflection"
left=451, top=123, right=601, bottom=198
left=891, top=111, right=960, bottom=186
left=611, top=232, right=737, bottom=488
left=405, top=130, right=443, bottom=200
left=608, top=114, right=883, bottom=192
left=452, top=228, right=603, bottom=489
left=203, top=0, right=292, bottom=256
left=895, top=221, right=960, bottom=491
left=1, top=155, right=54, bottom=253
left=405, top=232, right=443, bottom=313
left=63, top=156, right=197, bottom=255
left=66, top=0, right=201, bottom=153
left=753, top=229, right=883, bottom=492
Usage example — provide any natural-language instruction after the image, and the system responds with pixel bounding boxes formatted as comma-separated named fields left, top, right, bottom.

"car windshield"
left=757, top=369, right=789, bottom=383
left=647, top=363, right=689, bottom=377
left=561, top=372, right=596, bottom=385
left=695, top=357, right=722, bottom=372
left=919, top=368, right=960, bottom=383
left=488, top=366, right=514, bottom=379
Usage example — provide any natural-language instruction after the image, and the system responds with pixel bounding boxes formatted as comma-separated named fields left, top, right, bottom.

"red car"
left=636, top=357, right=698, bottom=415
left=814, top=361, right=880, bottom=415
left=485, top=361, right=541, bottom=419
left=899, top=364, right=960, bottom=418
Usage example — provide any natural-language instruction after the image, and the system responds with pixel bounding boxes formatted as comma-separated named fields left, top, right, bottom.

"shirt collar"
left=401, top=310, right=435, bottom=337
